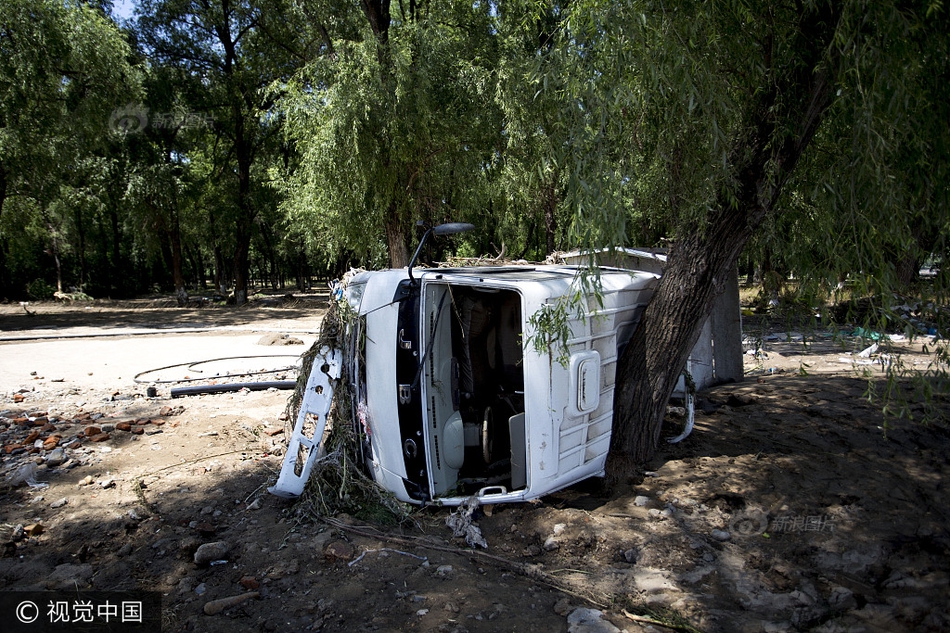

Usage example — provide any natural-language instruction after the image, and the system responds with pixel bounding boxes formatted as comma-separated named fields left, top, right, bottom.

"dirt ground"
left=1, top=297, right=949, bottom=633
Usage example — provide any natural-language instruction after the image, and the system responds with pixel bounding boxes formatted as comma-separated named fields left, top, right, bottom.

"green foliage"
left=26, top=279, right=54, bottom=300
left=0, top=0, right=142, bottom=297
left=278, top=0, right=502, bottom=266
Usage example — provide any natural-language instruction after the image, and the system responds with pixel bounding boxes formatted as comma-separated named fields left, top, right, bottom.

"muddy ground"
left=1, top=297, right=948, bottom=633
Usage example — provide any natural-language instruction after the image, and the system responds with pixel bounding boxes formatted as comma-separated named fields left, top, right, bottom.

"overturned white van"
left=271, top=226, right=735, bottom=505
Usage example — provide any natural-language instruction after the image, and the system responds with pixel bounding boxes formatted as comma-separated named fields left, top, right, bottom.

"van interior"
left=423, top=283, right=526, bottom=497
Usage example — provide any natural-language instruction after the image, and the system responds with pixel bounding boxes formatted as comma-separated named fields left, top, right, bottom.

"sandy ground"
left=1, top=298, right=949, bottom=633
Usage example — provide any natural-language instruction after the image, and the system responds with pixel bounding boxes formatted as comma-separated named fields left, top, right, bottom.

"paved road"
left=0, top=331, right=317, bottom=394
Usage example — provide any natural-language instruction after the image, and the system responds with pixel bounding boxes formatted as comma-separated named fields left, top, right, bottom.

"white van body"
left=342, top=263, right=692, bottom=506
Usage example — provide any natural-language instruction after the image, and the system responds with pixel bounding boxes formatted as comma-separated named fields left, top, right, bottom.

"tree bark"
left=609, top=7, right=841, bottom=472
left=543, top=178, right=558, bottom=256
left=170, top=216, right=187, bottom=306
left=385, top=203, right=409, bottom=268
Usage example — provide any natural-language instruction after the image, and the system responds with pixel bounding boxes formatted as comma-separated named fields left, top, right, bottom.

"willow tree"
left=278, top=0, right=502, bottom=268
left=517, top=0, right=950, bottom=467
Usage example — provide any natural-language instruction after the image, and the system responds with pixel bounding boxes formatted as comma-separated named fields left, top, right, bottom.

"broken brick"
left=116, top=422, right=132, bottom=432
left=131, top=427, right=145, bottom=435
left=84, top=426, right=101, bottom=437
left=89, top=432, right=110, bottom=443
left=239, top=576, right=260, bottom=590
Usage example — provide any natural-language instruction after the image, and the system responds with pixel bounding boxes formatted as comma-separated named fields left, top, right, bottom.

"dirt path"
left=1, top=300, right=948, bottom=632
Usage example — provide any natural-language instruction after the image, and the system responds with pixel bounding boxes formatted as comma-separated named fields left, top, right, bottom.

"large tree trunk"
left=171, top=217, right=187, bottom=306
left=232, top=109, right=255, bottom=305
left=233, top=217, right=252, bottom=305
left=609, top=7, right=840, bottom=473
left=385, top=203, right=409, bottom=268
left=0, top=162, right=6, bottom=223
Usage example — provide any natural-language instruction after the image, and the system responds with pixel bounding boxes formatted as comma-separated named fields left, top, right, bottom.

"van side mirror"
left=408, top=222, right=475, bottom=283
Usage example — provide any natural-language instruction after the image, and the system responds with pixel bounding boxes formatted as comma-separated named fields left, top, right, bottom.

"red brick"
left=239, top=576, right=260, bottom=590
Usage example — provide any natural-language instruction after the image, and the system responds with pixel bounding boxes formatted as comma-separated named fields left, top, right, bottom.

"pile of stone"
left=0, top=407, right=167, bottom=486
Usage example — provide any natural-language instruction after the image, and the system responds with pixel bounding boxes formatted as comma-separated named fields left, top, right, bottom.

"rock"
left=324, top=540, right=356, bottom=563
left=543, top=536, right=560, bottom=551
left=99, top=478, right=116, bottom=489
left=89, top=432, right=110, bottom=443
left=194, top=541, right=230, bottom=564
left=203, top=592, right=259, bottom=615
left=726, top=393, right=757, bottom=407
left=194, top=522, right=216, bottom=537
left=623, top=548, right=638, bottom=564
left=257, top=333, right=305, bottom=346
left=246, top=498, right=262, bottom=511
left=711, top=529, right=731, bottom=542
left=84, top=426, right=101, bottom=437
left=829, top=585, right=857, bottom=610
left=523, top=544, right=542, bottom=556
left=116, top=422, right=132, bottom=432
left=634, top=495, right=650, bottom=507
left=45, top=563, right=94, bottom=589
left=265, top=560, right=299, bottom=579
left=10, top=524, right=26, bottom=541
left=567, top=608, right=621, bottom=633
left=50, top=497, right=68, bottom=509
left=46, top=447, right=66, bottom=467
left=553, top=523, right=567, bottom=536
left=553, top=598, right=574, bottom=616
left=435, top=565, right=453, bottom=578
